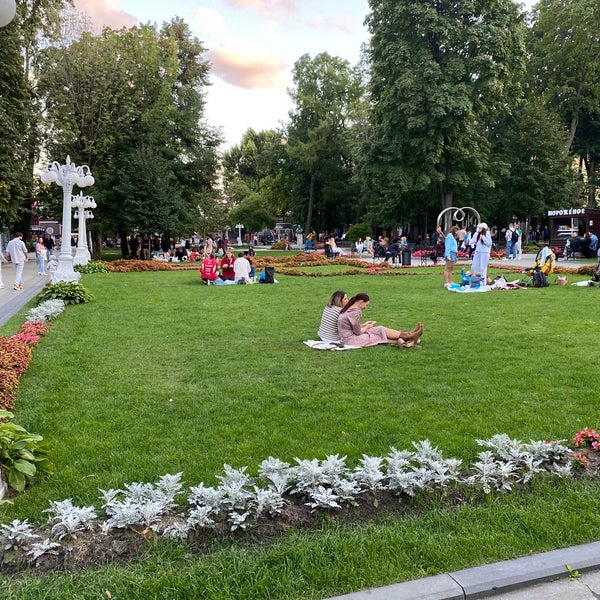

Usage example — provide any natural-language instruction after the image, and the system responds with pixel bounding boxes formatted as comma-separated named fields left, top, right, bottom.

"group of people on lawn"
left=200, top=249, right=255, bottom=285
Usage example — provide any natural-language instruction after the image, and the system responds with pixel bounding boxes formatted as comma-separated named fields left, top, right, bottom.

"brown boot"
left=399, top=323, right=423, bottom=343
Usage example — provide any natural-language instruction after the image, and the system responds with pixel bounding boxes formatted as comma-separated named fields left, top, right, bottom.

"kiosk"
left=548, top=207, right=600, bottom=254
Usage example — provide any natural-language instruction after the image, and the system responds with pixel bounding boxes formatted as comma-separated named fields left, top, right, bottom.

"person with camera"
left=471, top=223, right=493, bottom=282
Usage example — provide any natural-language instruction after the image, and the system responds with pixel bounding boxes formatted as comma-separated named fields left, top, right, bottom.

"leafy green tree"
left=528, top=0, right=600, bottom=155
left=363, top=0, right=526, bottom=223
left=485, top=96, right=582, bottom=228
left=222, top=128, right=289, bottom=222
left=0, top=0, right=66, bottom=228
left=229, top=194, right=275, bottom=234
left=285, top=52, right=364, bottom=233
left=35, top=18, right=221, bottom=255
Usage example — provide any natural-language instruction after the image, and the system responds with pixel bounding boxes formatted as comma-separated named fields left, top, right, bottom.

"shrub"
left=0, top=410, right=54, bottom=493
left=104, top=260, right=173, bottom=272
left=345, top=223, right=371, bottom=243
left=37, top=282, right=94, bottom=305
left=0, top=338, right=32, bottom=377
left=26, top=300, right=65, bottom=323
left=74, top=261, right=108, bottom=274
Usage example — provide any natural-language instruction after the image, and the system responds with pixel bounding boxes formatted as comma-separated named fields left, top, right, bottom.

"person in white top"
left=4, top=232, right=29, bottom=290
left=471, top=223, right=493, bottom=282
left=233, top=252, right=252, bottom=283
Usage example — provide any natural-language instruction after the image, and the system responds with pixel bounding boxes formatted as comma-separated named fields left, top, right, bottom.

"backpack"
left=263, top=266, right=275, bottom=284
left=592, top=261, right=600, bottom=282
left=511, top=230, right=519, bottom=244
left=532, top=270, right=549, bottom=287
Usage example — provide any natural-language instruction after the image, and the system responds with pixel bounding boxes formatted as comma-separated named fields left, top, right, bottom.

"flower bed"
left=0, top=434, right=584, bottom=575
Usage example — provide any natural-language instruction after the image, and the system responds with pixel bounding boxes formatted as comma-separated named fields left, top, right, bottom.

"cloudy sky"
left=73, top=0, right=371, bottom=149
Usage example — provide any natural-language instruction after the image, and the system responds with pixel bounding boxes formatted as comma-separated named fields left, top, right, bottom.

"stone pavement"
left=0, top=253, right=49, bottom=326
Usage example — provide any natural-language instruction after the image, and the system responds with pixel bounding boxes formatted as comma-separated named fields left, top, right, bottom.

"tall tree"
left=34, top=18, right=221, bottom=254
left=0, top=0, right=66, bottom=228
left=285, top=52, right=363, bottom=233
left=528, top=0, right=600, bottom=156
left=485, top=96, right=582, bottom=228
left=363, top=0, right=526, bottom=224
left=222, top=128, right=289, bottom=226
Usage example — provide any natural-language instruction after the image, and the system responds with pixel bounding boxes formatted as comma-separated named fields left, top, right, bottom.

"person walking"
left=35, top=236, right=47, bottom=276
left=4, top=232, right=29, bottom=290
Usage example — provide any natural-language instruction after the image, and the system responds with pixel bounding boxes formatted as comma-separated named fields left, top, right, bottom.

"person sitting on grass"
left=337, top=293, right=423, bottom=349
left=200, top=253, right=219, bottom=285
left=220, top=249, right=236, bottom=281
left=317, top=290, right=347, bottom=343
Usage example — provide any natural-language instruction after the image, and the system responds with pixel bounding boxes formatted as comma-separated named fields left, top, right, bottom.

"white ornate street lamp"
left=73, top=192, right=96, bottom=266
left=0, top=0, right=16, bottom=27
left=40, top=156, right=94, bottom=282
left=235, top=223, right=244, bottom=246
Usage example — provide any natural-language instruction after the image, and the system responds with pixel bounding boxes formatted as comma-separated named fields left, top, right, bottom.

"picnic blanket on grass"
left=304, top=340, right=361, bottom=351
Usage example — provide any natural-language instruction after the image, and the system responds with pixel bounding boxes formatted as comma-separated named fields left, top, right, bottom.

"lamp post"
left=72, top=192, right=96, bottom=266
left=236, top=223, right=244, bottom=246
left=0, top=0, right=16, bottom=27
left=40, top=156, right=94, bottom=282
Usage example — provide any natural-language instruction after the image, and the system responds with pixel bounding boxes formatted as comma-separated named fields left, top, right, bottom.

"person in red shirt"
left=200, top=253, right=218, bottom=285
left=189, top=247, right=202, bottom=261
left=220, top=249, right=236, bottom=280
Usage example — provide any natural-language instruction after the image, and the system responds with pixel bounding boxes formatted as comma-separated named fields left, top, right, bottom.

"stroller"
left=525, top=246, right=556, bottom=276
left=523, top=246, right=555, bottom=287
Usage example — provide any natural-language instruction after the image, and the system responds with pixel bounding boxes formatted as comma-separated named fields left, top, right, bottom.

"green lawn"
left=1, top=265, right=599, bottom=598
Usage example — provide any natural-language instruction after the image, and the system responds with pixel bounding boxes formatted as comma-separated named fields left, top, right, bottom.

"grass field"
left=1, top=263, right=599, bottom=598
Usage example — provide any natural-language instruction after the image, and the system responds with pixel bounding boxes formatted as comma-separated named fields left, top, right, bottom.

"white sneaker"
left=0, top=283, right=4, bottom=289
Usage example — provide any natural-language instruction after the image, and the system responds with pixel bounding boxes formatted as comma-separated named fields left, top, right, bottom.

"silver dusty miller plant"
left=0, top=435, right=575, bottom=560
left=26, top=299, right=65, bottom=323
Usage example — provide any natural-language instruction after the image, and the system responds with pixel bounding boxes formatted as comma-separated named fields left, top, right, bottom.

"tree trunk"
left=305, top=174, right=315, bottom=234
left=565, top=113, right=579, bottom=156
left=119, top=228, right=129, bottom=259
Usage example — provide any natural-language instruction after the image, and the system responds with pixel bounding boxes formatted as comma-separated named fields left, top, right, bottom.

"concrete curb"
left=325, top=541, right=600, bottom=599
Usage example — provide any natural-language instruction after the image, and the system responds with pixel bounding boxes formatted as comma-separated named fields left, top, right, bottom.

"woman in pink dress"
left=337, top=293, right=422, bottom=348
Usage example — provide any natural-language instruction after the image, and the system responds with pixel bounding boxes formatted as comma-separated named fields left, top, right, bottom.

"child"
left=460, top=269, right=471, bottom=286
left=470, top=271, right=484, bottom=288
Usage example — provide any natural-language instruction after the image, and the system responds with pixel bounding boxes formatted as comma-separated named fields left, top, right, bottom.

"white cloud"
left=73, top=0, right=137, bottom=32
left=192, top=7, right=227, bottom=42
left=206, top=46, right=288, bottom=90
left=205, top=78, right=291, bottom=147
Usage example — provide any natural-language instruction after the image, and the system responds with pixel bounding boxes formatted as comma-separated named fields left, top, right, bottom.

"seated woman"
left=220, top=250, right=236, bottom=280
left=327, top=236, right=343, bottom=256
left=200, top=253, right=219, bottom=285
left=317, top=290, right=348, bottom=343
left=337, top=293, right=423, bottom=348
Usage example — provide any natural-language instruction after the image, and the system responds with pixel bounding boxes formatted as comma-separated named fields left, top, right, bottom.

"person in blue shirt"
left=443, top=226, right=459, bottom=288
left=582, top=231, right=599, bottom=258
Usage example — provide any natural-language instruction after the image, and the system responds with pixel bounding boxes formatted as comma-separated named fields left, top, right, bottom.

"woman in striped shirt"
left=317, top=290, right=347, bottom=343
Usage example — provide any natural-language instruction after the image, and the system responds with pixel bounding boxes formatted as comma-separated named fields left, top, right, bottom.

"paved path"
left=0, top=254, right=49, bottom=326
